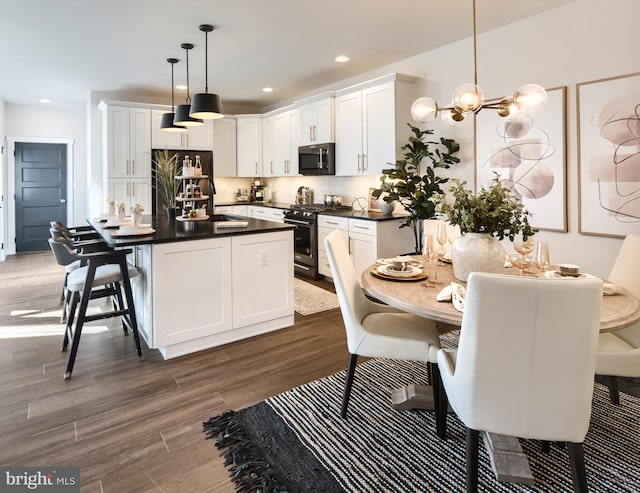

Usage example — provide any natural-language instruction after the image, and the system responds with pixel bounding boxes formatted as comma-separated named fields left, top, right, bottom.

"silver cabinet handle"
left=309, top=126, right=313, bottom=142
left=357, top=154, right=362, bottom=172
left=60, top=198, right=66, bottom=203
left=270, top=161, right=274, bottom=174
left=131, top=160, right=135, bottom=175
left=255, top=162, right=259, bottom=175
left=325, top=220, right=339, bottom=225
left=126, top=159, right=130, bottom=175
left=362, top=154, right=367, bottom=171
left=352, top=224, right=371, bottom=231
left=132, top=182, right=135, bottom=196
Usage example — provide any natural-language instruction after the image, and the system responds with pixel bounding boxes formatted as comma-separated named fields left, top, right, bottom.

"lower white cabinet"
left=249, top=205, right=285, bottom=223
left=215, top=205, right=250, bottom=216
left=231, top=231, right=294, bottom=329
left=318, top=214, right=413, bottom=278
left=131, top=230, right=294, bottom=359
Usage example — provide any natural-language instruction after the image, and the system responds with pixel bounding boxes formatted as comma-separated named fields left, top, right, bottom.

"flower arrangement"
left=437, top=174, right=537, bottom=241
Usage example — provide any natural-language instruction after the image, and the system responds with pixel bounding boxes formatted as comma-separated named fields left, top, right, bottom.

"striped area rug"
left=206, top=357, right=640, bottom=492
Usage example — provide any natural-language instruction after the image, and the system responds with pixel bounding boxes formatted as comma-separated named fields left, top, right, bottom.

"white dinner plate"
left=544, top=270, right=597, bottom=280
left=377, top=264, right=423, bottom=278
left=111, top=227, right=155, bottom=237
left=118, top=224, right=151, bottom=234
left=104, top=218, right=131, bottom=228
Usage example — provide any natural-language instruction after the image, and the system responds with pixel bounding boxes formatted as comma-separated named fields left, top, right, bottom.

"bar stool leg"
left=113, top=282, right=129, bottom=335
left=62, top=291, right=79, bottom=352
left=64, top=268, right=95, bottom=379
left=119, top=260, right=143, bottom=361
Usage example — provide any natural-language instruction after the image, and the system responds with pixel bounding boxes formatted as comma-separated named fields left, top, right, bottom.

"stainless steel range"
left=284, top=204, right=351, bottom=279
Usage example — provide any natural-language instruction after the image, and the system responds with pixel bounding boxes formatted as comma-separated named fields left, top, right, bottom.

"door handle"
left=60, top=199, right=67, bottom=203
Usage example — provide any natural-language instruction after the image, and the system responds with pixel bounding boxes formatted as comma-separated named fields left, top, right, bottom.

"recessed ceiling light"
left=334, top=55, right=349, bottom=63
left=262, top=87, right=274, bottom=93
left=175, top=84, right=187, bottom=90
left=39, top=98, right=52, bottom=104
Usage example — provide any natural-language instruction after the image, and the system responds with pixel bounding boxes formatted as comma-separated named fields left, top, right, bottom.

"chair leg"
left=466, top=427, right=480, bottom=493
left=567, top=442, right=588, bottom=493
left=62, top=292, right=79, bottom=352
left=64, top=268, right=95, bottom=380
left=118, top=260, right=143, bottom=361
left=113, top=282, right=129, bottom=335
left=341, top=353, right=358, bottom=419
left=431, top=362, right=448, bottom=440
left=607, top=375, right=620, bottom=405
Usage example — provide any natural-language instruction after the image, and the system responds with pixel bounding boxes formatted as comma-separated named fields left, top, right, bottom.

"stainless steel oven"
left=284, top=207, right=319, bottom=279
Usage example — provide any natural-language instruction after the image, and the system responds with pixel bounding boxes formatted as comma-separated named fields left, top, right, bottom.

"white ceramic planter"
left=451, top=232, right=505, bottom=281
left=378, top=201, right=396, bottom=215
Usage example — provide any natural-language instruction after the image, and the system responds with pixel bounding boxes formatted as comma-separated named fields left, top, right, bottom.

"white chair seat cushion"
left=64, top=260, right=81, bottom=273
left=67, top=264, right=138, bottom=292
left=359, top=312, right=440, bottom=362
left=597, top=332, right=639, bottom=377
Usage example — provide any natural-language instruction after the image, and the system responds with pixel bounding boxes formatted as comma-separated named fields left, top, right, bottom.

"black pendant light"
left=174, top=43, right=204, bottom=127
left=190, top=24, right=224, bottom=120
left=160, top=58, right=187, bottom=133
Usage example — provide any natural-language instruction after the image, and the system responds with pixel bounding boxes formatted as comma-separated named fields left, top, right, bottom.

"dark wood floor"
left=0, top=252, right=349, bottom=492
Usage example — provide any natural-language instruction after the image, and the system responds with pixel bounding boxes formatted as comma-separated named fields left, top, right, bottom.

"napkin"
left=602, top=282, right=623, bottom=296
left=436, top=282, right=466, bottom=312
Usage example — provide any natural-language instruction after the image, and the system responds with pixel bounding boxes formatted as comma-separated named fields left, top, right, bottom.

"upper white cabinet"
left=261, top=114, right=275, bottom=177
left=101, top=103, right=151, bottom=179
left=236, top=115, right=262, bottom=177
left=151, top=109, right=214, bottom=150
left=298, top=94, right=334, bottom=145
left=262, top=108, right=300, bottom=177
left=212, top=117, right=237, bottom=177
left=100, top=101, right=153, bottom=210
left=334, top=74, right=415, bottom=176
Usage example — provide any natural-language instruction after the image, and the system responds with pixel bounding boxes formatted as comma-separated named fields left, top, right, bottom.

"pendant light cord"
left=472, top=0, right=478, bottom=87
left=204, top=30, right=209, bottom=93
left=171, top=63, right=176, bottom=112
left=185, top=46, right=192, bottom=104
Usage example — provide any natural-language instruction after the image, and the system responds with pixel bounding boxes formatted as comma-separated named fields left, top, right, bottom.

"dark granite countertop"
left=89, top=214, right=294, bottom=248
left=214, top=201, right=408, bottom=222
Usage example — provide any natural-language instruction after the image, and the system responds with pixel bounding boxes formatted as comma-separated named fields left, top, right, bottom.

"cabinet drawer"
left=318, top=215, right=349, bottom=230
left=215, top=206, right=232, bottom=213
left=269, top=208, right=285, bottom=222
left=349, top=218, right=376, bottom=235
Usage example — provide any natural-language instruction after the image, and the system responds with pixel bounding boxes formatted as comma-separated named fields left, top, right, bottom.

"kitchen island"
left=90, top=215, right=295, bottom=359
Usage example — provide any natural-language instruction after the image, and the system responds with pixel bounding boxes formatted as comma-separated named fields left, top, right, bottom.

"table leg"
left=391, top=384, right=534, bottom=485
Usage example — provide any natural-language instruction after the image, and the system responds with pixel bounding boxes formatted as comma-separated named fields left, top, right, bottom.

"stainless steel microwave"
left=298, top=143, right=335, bottom=175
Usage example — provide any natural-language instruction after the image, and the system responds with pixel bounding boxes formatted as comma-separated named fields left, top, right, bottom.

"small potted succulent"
left=436, top=174, right=537, bottom=281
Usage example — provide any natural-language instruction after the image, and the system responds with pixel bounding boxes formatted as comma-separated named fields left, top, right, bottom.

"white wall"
left=275, top=0, right=637, bottom=277
left=0, top=98, right=6, bottom=260
left=5, top=104, right=86, bottom=226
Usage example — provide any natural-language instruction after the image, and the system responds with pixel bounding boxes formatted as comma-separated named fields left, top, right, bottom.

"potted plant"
left=436, top=174, right=537, bottom=281
left=372, top=123, right=460, bottom=253
left=153, top=149, right=180, bottom=219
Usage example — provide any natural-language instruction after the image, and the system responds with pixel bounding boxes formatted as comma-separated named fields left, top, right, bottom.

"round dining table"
left=360, top=257, right=640, bottom=486
left=361, top=258, right=640, bottom=333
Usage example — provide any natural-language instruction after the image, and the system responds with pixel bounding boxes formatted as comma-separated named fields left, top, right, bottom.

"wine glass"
left=423, top=234, right=442, bottom=285
left=508, top=253, right=533, bottom=276
left=513, top=235, right=534, bottom=274
left=535, top=241, right=551, bottom=274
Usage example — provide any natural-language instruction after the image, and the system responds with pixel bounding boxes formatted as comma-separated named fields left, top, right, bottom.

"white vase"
left=378, top=201, right=396, bottom=215
left=451, top=232, right=505, bottom=281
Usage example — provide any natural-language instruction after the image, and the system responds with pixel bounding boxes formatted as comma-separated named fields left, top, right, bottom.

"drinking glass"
left=423, top=234, right=442, bottom=285
left=535, top=241, right=551, bottom=273
left=513, top=235, right=534, bottom=274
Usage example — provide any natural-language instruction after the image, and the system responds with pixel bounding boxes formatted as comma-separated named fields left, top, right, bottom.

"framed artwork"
left=577, top=72, right=640, bottom=237
left=475, top=86, right=567, bottom=232
left=368, top=187, right=381, bottom=212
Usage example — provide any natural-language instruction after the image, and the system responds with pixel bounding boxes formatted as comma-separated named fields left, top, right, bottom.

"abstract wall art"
left=577, top=72, right=640, bottom=237
left=476, top=86, right=567, bottom=232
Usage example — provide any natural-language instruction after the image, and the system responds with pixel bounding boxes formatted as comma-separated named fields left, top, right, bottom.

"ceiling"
left=0, top=0, right=575, bottom=112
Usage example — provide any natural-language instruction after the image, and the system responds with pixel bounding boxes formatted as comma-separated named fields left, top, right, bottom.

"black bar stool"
left=48, top=237, right=143, bottom=379
left=50, top=220, right=99, bottom=240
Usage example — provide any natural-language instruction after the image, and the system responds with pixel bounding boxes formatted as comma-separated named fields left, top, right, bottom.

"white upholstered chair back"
left=325, top=229, right=374, bottom=354
left=609, top=234, right=640, bottom=298
left=444, top=272, right=602, bottom=443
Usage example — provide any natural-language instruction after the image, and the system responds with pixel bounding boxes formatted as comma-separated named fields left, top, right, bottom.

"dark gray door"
left=15, top=142, right=67, bottom=252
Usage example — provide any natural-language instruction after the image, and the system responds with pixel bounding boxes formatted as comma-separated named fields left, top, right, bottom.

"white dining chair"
left=597, top=234, right=640, bottom=404
left=324, top=230, right=445, bottom=431
left=436, top=272, right=603, bottom=493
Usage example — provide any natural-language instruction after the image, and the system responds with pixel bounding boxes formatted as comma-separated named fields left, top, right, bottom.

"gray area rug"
left=294, top=278, right=339, bottom=316
left=205, top=357, right=640, bottom=492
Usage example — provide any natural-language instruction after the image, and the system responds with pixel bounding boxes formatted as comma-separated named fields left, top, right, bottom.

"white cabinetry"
left=215, top=205, right=249, bottom=216
left=262, top=109, right=300, bottom=176
left=334, top=74, right=415, bottom=176
left=317, top=214, right=413, bottom=277
left=212, top=117, right=237, bottom=177
left=231, top=232, right=294, bottom=329
left=153, top=237, right=233, bottom=353
left=151, top=109, right=214, bottom=150
left=299, top=94, right=334, bottom=145
left=236, top=116, right=262, bottom=177
left=100, top=101, right=152, bottom=210
left=249, top=205, right=285, bottom=223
